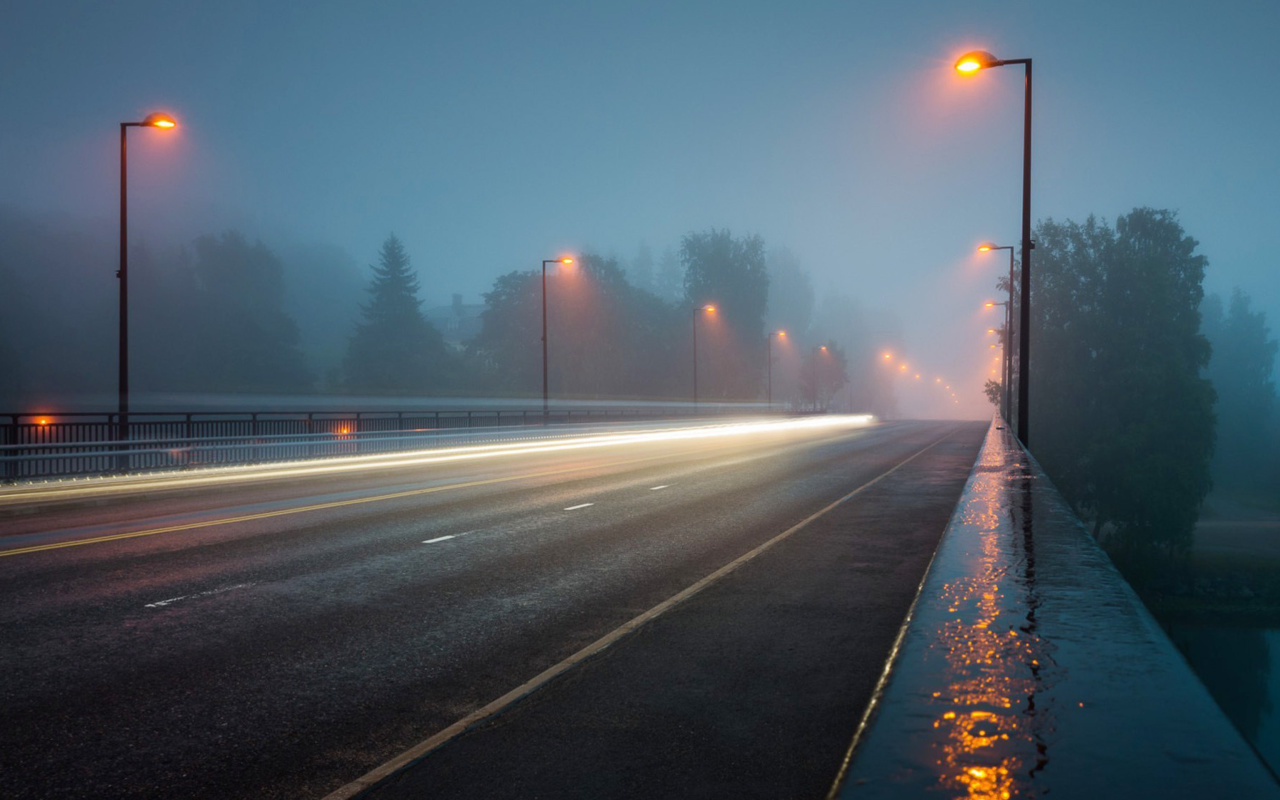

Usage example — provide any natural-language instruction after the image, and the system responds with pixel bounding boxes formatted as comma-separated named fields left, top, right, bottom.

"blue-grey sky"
left=3, top=0, right=1277, bottom=417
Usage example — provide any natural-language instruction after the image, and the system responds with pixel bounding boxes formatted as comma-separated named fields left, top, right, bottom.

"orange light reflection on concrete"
left=924, top=436, right=1050, bottom=800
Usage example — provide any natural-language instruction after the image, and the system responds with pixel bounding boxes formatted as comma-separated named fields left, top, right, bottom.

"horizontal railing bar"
left=0, top=406, right=753, bottom=481
left=0, top=425, right=583, bottom=463
left=0, top=425, right=499, bottom=453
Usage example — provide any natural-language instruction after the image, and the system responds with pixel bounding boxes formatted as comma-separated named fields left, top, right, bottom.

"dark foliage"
left=797, top=342, right=849, bottom=411
left=468, top=254, right=684, bottom=399
left=1028, top=208, right=1215, bottom=565
left=180, top=231, right=314, bottom=393
left=681, top=229, right=769, bottom=399
left=983, top=379, right=1001, bottom=408
left=343, top=235, right=454, bottom=394
left=1201, top=289, right=1279, bottom=502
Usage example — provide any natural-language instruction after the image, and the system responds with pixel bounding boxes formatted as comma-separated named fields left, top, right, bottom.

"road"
left=0, top=417, right=986, bottom=799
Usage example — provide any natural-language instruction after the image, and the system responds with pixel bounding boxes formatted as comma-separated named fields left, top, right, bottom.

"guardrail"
left=0, top=407, right=718, bottom=482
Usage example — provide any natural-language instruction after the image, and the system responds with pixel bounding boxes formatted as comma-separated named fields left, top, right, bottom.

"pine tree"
left=343, top=235, right=453, bottom=394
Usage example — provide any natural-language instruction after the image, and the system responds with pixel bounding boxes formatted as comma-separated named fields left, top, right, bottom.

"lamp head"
left=955, top=50, right=1000, bottom=73
left=142, top=112, right=177, bottom=129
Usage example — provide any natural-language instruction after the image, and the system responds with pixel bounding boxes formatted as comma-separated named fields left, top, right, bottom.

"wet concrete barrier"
left=831, top=419, right=1279, bottom=798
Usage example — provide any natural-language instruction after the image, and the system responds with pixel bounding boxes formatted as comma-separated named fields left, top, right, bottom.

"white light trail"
left=2, top=415, right=876, bottom=505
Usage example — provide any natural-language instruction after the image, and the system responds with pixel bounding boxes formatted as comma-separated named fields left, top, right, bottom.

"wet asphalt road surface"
left=0, top=418, right=986, bottom=799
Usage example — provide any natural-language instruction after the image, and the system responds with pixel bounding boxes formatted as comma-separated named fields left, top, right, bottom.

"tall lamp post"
left=691, top=304, right=716, bottom=409
left=978, top=242, right=1015, bottom=422
left=119, top=112, right=177, bottom=466
left=541, top=257, right=575, bottom=421
left=956, top=50, right=1033, bottom=446
left=766, top=329, right=787, bottom=410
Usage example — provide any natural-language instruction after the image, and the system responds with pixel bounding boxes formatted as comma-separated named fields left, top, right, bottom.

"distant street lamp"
left=766, top=330, right=787, bottom=410
left=118, top=112, right=177, bottom=467
left=811, top=344, right=831, bottom=412
left=978, top=242, right=1016, bottom=421
left=984, top=298, right=1012, bottom=418
left=541, top=257, right=575, bottom=420
left=691, top=304, right=717, bottom=409
left=956, top=50, right=1034, bottom=446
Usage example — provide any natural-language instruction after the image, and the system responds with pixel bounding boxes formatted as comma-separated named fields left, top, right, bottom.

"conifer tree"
left=344, top=235, right=453, bottom=394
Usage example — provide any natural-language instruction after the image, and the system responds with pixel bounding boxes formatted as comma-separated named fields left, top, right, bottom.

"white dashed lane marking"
left=423, top=529, right=479, bottom=544
left=146, top=582, right=255, bottom=609
left=563, top=503, right=594, bottom=511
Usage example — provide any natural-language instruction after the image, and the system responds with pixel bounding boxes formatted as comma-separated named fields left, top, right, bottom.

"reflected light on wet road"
left=926, top=432, right=1052, bottom=799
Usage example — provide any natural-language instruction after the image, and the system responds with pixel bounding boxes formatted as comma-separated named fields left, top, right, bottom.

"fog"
left=4, top=0, right=1280, bottom=779
left=2, top=1, right=1277, bottom=421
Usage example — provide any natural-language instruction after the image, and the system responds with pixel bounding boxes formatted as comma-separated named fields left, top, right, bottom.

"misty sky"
left=3, top=0, right=1277, bottom=417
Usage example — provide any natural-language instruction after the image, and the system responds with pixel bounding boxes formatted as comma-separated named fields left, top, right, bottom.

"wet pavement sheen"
left=837, top=420, right=1280, bottom=799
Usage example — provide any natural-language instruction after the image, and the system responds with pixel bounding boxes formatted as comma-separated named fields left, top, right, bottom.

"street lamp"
left=541, top=257, right=575, bottom=420
left=978, top=241, right=1016, bottom=422
left=956, top=50, right=1034, bottom=446
left=766, top=329, right=787, bottom=410
left=984, top=299, right=1012, bottom=419
left=118, top=111, right=177, bottom=467
left=691, top=304, right=717, bottom=409
left=810, top=345, right=831, bottom=412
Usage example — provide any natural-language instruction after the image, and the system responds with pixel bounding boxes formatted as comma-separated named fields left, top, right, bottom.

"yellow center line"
left=0, top=457, right=664, bottom=559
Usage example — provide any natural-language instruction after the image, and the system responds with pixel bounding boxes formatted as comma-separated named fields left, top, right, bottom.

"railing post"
left=3, top=415, right=15, bottom=483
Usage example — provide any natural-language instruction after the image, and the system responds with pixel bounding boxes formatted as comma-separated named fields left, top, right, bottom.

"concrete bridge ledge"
left=831, top=419, right=1279, bottom=799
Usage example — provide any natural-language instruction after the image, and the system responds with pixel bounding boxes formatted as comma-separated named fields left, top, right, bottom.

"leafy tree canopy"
left=681, top=229, right=769, bottom=398
left=1028, top=208, right=1215, bottom=564
left=186, top=231, right=313, bottom=394
left=798, top=342, right=849, bottom=412
left=1202, top=288, right=1278, bottom=497
left=469, top=254, right=684, bottom=400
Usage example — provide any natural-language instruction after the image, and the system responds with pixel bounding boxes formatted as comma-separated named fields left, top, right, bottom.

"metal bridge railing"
left=0, top=407, right=713, bottom=482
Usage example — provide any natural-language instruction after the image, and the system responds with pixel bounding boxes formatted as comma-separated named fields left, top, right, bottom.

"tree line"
left=0, top=211, right=878, bottom=412
left=986, top=207, right=1278, bottom=575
